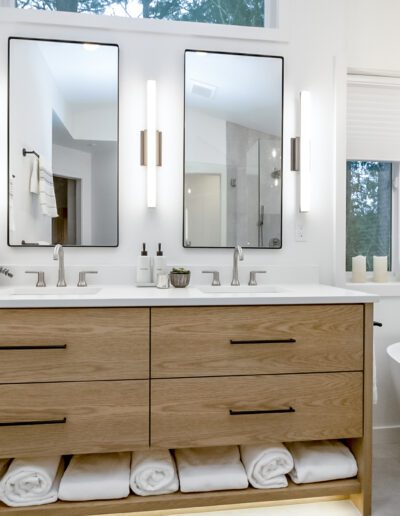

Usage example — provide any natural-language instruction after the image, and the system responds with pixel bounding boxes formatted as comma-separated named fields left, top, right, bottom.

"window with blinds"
left=346, top=74, right=399, bottom=274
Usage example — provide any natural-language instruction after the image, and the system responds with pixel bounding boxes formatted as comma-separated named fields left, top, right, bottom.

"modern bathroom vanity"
left=0, top=285, right=375, bottom=516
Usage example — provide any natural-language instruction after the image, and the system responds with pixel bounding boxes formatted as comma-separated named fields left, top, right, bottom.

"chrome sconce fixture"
left=141, top=80, right=162, bottom=208
left=291, top=90, right=311, bottom=213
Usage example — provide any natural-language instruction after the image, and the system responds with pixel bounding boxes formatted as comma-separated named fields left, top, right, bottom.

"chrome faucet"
left=53, top=244, right=67, bottom=287
left=231, top=245, right=244, bottom=286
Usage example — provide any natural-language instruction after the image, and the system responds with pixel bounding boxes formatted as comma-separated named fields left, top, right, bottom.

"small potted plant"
left=169, top=267, right=191, bottom=288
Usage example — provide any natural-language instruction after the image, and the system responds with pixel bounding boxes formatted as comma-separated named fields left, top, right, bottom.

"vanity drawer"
left=0, top=380, right=149, bottom=458
left=151, top=372, right=363, bottom=448
left=151, top=305, right=364, bottom=377
left=0, top=308, right=149, bottom=382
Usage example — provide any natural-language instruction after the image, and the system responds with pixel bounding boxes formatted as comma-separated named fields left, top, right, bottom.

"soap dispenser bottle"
left=153, top=243, right=166, bottom=282
left=136, top=243, right=152, bottom=284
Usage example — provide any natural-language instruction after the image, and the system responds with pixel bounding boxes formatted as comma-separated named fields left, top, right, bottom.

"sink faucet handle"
left=248, top=270, right=267, bottom=286
left=77, top=271, right=98, bottom=287
left=25, top=271, right=46, bottom=287
left=202, top=270, right=221, bottom=286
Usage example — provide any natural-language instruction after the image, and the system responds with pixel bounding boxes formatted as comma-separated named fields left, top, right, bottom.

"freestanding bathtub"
left=387, top=342, right=400, bottom=396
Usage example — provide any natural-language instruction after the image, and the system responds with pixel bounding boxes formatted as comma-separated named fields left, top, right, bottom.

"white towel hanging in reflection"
left=29, top=156, right=39, bottom=194
left=39, top=160, right=58, bottom=218
left=9, top=175, right=16, bottom=232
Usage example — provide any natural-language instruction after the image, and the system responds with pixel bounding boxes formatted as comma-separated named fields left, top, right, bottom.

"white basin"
left=10, top=287, right=102, bottom=296
left=199, top=285, right=283, bottom=294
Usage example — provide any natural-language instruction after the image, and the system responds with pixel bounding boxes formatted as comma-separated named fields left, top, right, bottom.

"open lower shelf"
left=0, top=478, right=361, bottom=516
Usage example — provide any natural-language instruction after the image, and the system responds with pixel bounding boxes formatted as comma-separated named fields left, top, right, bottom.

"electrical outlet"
left=295, top=222, right=306, bottom=242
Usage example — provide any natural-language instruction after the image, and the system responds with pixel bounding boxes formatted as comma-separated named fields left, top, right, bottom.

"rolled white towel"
left=175, top=446, right=248, bottom=493
left=0, top=456, right=63, bottom=507
left=240, top=443, right=293, bottom=489
left=130, top=450, right=179, bottom=496
left=286, top=440, right=358, bottom=484
left=59, top=452, right=130, bottom=501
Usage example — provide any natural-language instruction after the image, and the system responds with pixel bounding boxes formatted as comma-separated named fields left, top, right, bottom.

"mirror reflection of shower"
left=244, top=139, right=281, bottom=248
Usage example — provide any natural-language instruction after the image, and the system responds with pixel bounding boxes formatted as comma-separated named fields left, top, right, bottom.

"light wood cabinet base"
left=0, top=478, right=361, bottom=515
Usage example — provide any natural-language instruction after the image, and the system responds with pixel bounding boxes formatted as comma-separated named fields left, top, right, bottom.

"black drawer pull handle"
left=0, top=417, right=67, bottom=427
left=373, top=321, right=383, bottom=327
left=0, top=345, right=67, bottom=350
left=229, top=407, right=295, bottom=416
left=230, top=338, right=296, bottom=345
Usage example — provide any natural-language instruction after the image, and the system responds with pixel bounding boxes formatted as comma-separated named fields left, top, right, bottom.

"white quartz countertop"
left=0, top=283, right=378, bottom=308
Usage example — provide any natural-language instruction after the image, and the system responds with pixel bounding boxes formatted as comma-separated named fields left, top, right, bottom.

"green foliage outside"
left=346, top=161, right=392, bottom=271
left=16, top=0, right=265, bottom=27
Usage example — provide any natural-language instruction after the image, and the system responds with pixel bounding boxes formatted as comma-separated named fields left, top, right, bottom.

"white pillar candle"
left=373, top=256, right=388, bottom=283
left=352, top=255, right=366, bottom=283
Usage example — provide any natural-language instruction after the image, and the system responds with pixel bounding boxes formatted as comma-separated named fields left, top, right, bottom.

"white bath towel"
left=175, top=446, right=248, bottom=493
left=130, top=450, right=179, bottom=496
left=240, top=443, right=293, bottom=489
left=39, top=160, right=58, bottom=218
left=286, top=440, right=358, bottom=484
left=29, top=156, right=39, bottom=194
left=59, top=452, right=130, bottom=501
left=0, top=456, right=63, bottom=507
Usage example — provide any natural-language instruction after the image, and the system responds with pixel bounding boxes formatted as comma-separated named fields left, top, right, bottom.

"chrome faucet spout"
left=53, top=244, right=67, bottom=287
left=231, top=245, right=244, bottom=286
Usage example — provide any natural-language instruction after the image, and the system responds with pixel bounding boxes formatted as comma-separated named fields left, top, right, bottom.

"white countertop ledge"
left=0, top=284, right=378, bottom=308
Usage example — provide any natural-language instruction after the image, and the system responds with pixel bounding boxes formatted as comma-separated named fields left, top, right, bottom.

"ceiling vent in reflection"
left=191, top=80, right=217, bottom=99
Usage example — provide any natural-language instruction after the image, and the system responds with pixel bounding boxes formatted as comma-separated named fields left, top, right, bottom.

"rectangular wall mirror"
left=184, top=50, right=283, bottom=248
left=8, top=37, right=119, bottom=247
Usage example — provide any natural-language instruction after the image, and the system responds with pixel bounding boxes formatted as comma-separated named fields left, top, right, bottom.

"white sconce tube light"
left=291, top=90, right=311, bottom=213
left=141, top=80, right=162, bottom=208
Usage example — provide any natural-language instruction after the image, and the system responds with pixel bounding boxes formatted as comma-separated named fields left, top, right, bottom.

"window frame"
left=345, top=159, right=399, bottom=279
left=0, top=0, right=289, bottom=43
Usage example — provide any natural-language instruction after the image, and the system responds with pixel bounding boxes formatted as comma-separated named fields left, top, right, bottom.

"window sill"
left=346, top=281, right=400, bottom=297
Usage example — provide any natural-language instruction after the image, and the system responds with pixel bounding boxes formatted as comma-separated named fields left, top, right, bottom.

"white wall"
left=0, top=1, right=346, bottom=278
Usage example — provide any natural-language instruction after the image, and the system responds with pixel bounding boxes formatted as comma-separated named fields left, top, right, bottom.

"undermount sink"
left=10, top=287, right=102, bottom=296
left=199, top=285, right=283, bottom=294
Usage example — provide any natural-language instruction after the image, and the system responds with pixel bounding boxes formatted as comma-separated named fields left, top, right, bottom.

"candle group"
left=373, top=256, right=388, bottom=283
left=352, top=255, right=388, bottom=282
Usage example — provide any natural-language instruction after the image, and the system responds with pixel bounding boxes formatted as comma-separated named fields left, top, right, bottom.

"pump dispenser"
left=153, top=243, right=167, bottom=282
left=136, top=242, right=152, bottom=284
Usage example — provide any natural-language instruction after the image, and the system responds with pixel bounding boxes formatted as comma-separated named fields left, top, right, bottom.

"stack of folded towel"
left=175, top=446, right=248, bottom=493
left=0, top=440, right=359, bottom=506
left=240, top=443, right=294, bottom=489
left=130, top=450, right=179, bottom=496
left=286, top=440, right=358, bottom=484
left=59, top=452, right=130, bottom=501
left=0, top=456, right=63, bottom=507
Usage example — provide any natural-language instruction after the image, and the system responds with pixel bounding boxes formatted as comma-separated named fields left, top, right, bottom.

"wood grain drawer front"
left=0, top=381, right=149, bottom=458
left=0, top=308, right=149, bottom=383
left=151, top=373, right=363, bottom=448
left=151, top=305, right=364, bottom=377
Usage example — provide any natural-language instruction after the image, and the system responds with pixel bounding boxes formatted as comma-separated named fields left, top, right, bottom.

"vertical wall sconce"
left=291, top=90, right=311, bottom=212
left=141, top=80, right=162, bottom=208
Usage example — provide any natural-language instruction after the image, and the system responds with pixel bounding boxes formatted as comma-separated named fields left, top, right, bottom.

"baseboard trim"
left=373, top=425, right=400, bottom=444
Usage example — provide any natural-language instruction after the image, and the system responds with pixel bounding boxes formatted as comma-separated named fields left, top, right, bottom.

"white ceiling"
left=185, top=51, right=283, bottom=136
left=37, top=40, right=118, bottom=105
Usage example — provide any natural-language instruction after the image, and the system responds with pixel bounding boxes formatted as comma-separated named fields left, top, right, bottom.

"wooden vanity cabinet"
left=0, top=303, right=373, bottom=516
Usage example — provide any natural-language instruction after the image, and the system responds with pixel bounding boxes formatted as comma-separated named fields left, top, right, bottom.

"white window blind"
left=347, top=75, right=400, bottom=162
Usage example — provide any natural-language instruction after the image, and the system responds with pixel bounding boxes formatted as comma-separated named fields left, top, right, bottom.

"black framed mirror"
left=184, top=49, right=283, bottom=249
left=8, top=37, right=119, bottom=247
